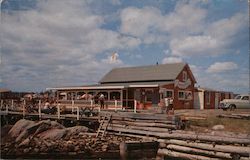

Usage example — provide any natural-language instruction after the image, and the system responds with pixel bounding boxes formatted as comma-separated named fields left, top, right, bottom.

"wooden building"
left=194, top=87, right=234, bottom=109
left=47, top=63, right=197, bottom=110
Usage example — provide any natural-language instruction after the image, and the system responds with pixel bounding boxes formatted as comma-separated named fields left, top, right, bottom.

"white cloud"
left=206, top=62, right=238, bottom=73
left=170, top=35, right=223, bottom=57
left=120, top=6, right=161, bottom=37
left=1, top=0, right=140, bottom=91
left=206, top=13, right=247, bottom=41
left=120, top=2, right=207, bottom=41
left=162, top=57, right=183, bottom=64
left=120, top=2, right=247, bottom=58
left=170, top=12, right=247, bottom=57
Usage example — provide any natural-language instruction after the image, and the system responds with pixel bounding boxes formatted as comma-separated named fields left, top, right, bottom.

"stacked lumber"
left=99, top=111, right=184, bottom=132
left=218, top=113, right=250, bottom=120
left=99, top=112, right=250, bottom=159
left=157, top=137, right=250, bottom=160
left=156, top=130, right=250, bottom=160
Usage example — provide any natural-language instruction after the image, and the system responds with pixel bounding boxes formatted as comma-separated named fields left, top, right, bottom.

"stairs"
left=96, top=113, right=112, bottom=138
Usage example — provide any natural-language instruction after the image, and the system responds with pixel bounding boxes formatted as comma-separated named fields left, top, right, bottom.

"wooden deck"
left=0, top=110, right=99, bottom=121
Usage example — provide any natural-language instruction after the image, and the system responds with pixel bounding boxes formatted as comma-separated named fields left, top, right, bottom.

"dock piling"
left=77, top=107, right=79, bottom=120
left=134, top=100, right=137, bottom=113
left=23, top=100, right=26, bottom=118
left=6, top=103, right=9, bottom=113
left=115, top=100, right=117, bottom=112
left=11, top=99, right=14, bottom=110
left=57, top=104, right=60, bottom=119
left=71, top=100, right=75, bottom=113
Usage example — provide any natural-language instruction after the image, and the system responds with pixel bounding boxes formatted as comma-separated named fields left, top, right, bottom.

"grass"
left=188, top=115, right=250, bottom=134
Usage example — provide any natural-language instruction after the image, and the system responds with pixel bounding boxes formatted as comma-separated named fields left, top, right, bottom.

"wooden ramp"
left=96, top=113, right=112, bottom=138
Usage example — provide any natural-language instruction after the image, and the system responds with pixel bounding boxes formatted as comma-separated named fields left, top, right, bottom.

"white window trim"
left=165, top=89, right=174, bottom=98
left=178, top=91, right=185, bottom=100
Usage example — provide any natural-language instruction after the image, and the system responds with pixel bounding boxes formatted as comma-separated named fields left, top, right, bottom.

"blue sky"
left=0, top=0, right=249, bottom=94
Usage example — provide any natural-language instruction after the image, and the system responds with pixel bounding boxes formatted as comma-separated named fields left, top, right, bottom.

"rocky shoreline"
left=1, top=119, right=143, bottom=159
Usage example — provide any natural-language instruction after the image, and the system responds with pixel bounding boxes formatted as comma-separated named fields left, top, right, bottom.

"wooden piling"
left=134, top=100, right=137, bottom=113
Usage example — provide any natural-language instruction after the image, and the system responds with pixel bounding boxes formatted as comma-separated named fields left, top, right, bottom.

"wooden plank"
left=111, top=120, right=176, bottom=128
left=100, top=111, right=179, bottom=121
left=157, top=149, right=220, bottom=160
left=166, top=144, right=233, bottom=159
left=110, top=124, right=176, bottom=132
left=160, top=139, right=250, bottom=156
left=106, top=126, right=250, bottom=145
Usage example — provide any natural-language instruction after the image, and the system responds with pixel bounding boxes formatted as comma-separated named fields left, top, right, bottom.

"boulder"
left=38, top=128, right=67, bottom=140
left=212, top=124, right=225, bottom=130
left=65, top=126, right=89, bottom=136
left=8, top=119, right=35, bottom=138
left=19, top=138, right=31, bottom=147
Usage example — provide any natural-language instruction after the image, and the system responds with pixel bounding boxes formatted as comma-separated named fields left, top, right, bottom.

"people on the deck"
left=94, top=95, right=99, bottom=106
left=99, top=94, right=105, bottom=109
left=42, top=100, right=56, bottom=114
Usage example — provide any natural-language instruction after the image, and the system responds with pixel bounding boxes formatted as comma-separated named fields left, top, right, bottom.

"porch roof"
left=46, top=81, right=173, bottom=91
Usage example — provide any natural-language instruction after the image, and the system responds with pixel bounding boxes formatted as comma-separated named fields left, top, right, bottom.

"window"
left=166, top=91, right=173, bottom=98
left=185, top=91, right=192, bottom=100
left=165, top=90, right=173, bottom=98
left=235, top=95, right=241, bottom=99
left=183, top=71, right=187, bottom=81
left=110, top=92, right=121, bottom=100
left=242, top=96, right=249, bottom=100
left=178, top=90, right=192, bottom=100
left=178, top=91, right=185, bottom=100
left=145, top=89, right=153, bottom=102
left=205, top=92, right=210, bottom=104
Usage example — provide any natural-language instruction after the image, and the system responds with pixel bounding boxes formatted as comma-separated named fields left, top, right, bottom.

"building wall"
left=204, top=91, right=215, bottom=109
left=198, top=90, right=234, bottom=109
left=162, top=65, right=196, bottom=109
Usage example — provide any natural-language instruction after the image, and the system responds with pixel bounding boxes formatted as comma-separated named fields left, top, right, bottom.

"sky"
left=0, top=0, right=249, bottom=94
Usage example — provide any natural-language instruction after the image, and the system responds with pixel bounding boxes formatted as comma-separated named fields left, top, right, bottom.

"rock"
left=101, top=144, right=108, bottom=151
left=8, top=119, right=35, bottom=138
left=38, top=128, right=67, bottom=140
left=50, top=121, right=65, bottom=129
left=65, top=126, right=89, bottom=137
left=34, top=148, right=39, bottom=153
left=74, top=146, right=80, bottom=152
left=19, top=138, right=31, bottom=147
left=23, top=148, right=30, bottom=154
left=212, top=125, right=225, bottom=130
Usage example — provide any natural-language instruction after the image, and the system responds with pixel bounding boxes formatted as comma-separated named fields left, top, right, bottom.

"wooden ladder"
left=96, top=113, right=112, bottom=138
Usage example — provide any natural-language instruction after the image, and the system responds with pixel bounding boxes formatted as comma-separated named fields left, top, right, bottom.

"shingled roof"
left=100, top=63, right=187, bottom=84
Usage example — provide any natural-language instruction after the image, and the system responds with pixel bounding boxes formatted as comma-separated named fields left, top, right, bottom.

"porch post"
left=126, top=89, right=128, bottom=110
left=121, top=89, right=123, bottom=109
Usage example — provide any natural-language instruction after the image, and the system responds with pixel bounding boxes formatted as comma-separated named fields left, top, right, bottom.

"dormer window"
left=183, top=71, right=187, bottom=81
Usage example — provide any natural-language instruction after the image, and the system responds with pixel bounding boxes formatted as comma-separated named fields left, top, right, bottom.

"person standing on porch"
left=99, top=94, right=105, bottom=109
